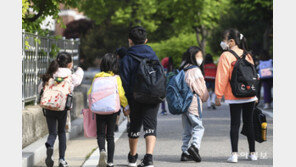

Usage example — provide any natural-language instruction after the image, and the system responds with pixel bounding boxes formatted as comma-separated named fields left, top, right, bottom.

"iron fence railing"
left=22, top=30, right=80, bottom=107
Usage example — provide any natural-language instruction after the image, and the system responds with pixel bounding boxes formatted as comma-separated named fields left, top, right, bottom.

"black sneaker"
left=45, top=147, right=54, bottom=167
left=115, top=125, right=119, bottom=132
left=187, top=145, right=202, bottom=162
left=137, top=154, right=153, bottom=167
left=180, top=152, right=193, bottom=161
left=58, top=159, right=69, bottom=167
left=211, top=104, right=216, bottom=110
left=128, top=152, right=138, bottom=167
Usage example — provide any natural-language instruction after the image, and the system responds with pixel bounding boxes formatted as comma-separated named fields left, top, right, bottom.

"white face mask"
left=196, top=59, right=203, bottom=66
left=220, top=41, right=229, bottom=50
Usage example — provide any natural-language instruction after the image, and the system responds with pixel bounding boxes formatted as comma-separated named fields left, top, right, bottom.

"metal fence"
left=22, top=31, right=80, bottom=107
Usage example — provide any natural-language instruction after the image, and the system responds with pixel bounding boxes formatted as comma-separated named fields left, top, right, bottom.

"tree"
left=207, top=0, right=273, bottom=57
left=22, top=0, right=79, bottom=34
left=158, top=0, right=230, bottom=55
left=234, top=0, right=273, bottom=51
left=77, top=0, right=160, bottom=33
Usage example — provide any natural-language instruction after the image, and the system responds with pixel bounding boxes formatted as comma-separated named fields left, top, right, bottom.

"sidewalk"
left=110, top=103, right=273, bottom=167
left=34, top=113, right=127, bottom=167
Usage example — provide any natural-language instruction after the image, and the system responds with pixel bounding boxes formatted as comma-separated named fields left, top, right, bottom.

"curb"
left=22, top=117, right=83, bottom=167
left=82, top=118, right=128, bottom=167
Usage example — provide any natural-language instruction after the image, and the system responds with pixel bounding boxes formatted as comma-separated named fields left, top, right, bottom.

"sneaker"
left=107, top=162, right=114, bottom=167
left=187, top=145, right=201, bottom=162
left=128, top=152, right=138, bottom=167
left=211, top=104, right=216, bottom=110
left=137, top=154, right=153, bottom=167
left=98, top=150, right=107, bottom=167
left=45, top=147, right=54, bottom=167
left=160, top=111, right=167, bottom=116
left=115, top=125, right=119, bottom=132
left=248, top=153, right=258, bottom=161
left=180, top=152, right=193, bottom=161
left=59, top=159, right=69, bottom=167
left=227, top=153, right=238, bottom=163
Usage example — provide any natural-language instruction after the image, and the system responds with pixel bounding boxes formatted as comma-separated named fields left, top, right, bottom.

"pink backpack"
left=40, top=77, right=72, bottom=111
left=88, top=76, right=120, bottom=115
left=82, top=108, right=97, bottom=138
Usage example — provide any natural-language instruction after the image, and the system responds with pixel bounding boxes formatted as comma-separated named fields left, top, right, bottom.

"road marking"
left=82, top=118, right=128, bottom=167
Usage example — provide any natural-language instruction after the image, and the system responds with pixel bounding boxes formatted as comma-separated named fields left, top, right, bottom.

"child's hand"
left=215, top=97, right=222, bottom=106
left=123, top=109, right=130, bottom=116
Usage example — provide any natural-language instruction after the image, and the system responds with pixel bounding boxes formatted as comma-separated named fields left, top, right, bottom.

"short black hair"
left=128, top=26, right=147, bottom=45
left=100, top=53, right=119, bottom=74
left=115, top=47, right=128, bottom=59
left=205, top=53, right=214, bottom=64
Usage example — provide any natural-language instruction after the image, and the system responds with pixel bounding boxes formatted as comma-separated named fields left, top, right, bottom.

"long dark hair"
left=41, top=52, right=72, bottom=83
left=222, top=28, right=248, bottom=51
left=100, top=53, right=119, bottom=74
left=179, top=46, right=204, bottom=75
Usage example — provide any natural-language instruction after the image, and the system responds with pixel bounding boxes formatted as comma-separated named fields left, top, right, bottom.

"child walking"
left=88, top=53, right=129, bottom=167
left=179, top=46, right=209, bottom=162
left=39, top=52, right=84, bottom=167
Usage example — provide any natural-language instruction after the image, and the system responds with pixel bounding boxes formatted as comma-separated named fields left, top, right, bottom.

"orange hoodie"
left=215, top=51, right=256, bottom=100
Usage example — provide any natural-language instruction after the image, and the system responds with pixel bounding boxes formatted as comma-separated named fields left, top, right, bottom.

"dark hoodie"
left=120, top=44, right=159, bottom=101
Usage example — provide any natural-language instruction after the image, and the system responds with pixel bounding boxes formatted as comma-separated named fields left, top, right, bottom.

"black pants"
left=45, top=110, right=67, bottom=160
left=229, top=102, right=255, bottom=152
left=128, top=100, right=159, bottom=138
left=96, top=113, right=117, bottom=163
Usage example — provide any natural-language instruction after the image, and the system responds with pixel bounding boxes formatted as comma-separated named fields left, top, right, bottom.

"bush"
left=149, top=33, right=197, bottom=67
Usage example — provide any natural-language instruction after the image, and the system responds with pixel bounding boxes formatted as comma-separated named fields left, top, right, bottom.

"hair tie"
left=240, top=33, right=244, bottom=40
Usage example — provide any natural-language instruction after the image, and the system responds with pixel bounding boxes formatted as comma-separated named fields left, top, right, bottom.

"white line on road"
left=82, top=118, right=128, bottom=167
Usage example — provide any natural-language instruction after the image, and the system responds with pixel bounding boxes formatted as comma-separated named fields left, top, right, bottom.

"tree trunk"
left=194, top=26, right=207, bottom=56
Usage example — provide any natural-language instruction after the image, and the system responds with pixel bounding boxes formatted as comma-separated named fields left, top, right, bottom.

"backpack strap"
left=184, top=65, right=198, bottom=71
left=129, top=54, right=143, bottom=62
left=228, top=50, right=248, bottom=60
left=228, top=50, right=241, bottom=60
left=196, top=95, right=202, bottom=119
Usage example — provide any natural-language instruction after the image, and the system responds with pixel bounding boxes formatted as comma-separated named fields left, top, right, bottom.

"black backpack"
left=229, top=50, right=259, bottom=97
left=241, top=107, right=267, bottom=143
left=130, top=54, right=166, bottom=104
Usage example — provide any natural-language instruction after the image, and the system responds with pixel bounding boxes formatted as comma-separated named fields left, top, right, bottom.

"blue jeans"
left=181, top=112, right=204, bottom=153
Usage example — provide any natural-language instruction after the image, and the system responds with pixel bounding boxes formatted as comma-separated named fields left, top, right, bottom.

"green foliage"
left=78, top=0, right=160, bottom=32
left=208, top=0, right=273, bottom=57
left=80, top=24, right=129, bottom=67
left=149, top=33, right=197, bottom=66
left=22, top=0, right=79, bottom=34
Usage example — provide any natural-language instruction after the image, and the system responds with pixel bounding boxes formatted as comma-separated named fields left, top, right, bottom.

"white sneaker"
left=227, top=153, right=238, bottom=163
left=59, top=159, right=69, bottom=167
left=98, top=150, right=107, bottom=167
left=248, top=153, right=258, bottom=161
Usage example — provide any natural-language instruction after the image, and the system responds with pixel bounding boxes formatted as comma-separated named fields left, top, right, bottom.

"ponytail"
left=41, top=60, right=59, bottom=84
left=41, top=52, right=72, bottom=85
left=223, top=28, right=249, bottom=51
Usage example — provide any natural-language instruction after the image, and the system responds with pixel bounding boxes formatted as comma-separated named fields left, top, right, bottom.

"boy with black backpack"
left=120, top=26, right=166, bottom=167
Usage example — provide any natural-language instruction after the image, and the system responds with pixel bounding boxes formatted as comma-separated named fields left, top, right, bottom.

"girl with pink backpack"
left=39, top=52, right=84, bottom=167
left=87, top=53, right=130, bottom=167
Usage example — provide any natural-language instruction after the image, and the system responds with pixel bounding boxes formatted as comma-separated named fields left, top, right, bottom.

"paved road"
left=112, top=103, right=273, bottom=167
